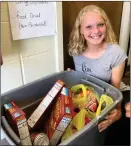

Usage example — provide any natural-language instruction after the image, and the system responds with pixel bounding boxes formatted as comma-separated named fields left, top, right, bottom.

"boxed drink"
left=46, top=87, right=73, bottom=146
left=27, top=80, right=65, bottom=129
left=4, top=102, right=32, bottom=145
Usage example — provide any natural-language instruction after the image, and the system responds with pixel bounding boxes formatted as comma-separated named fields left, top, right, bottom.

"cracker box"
left=4, top=102, right=32, bottom=145
left=46, top=87, right=73, bottom=146
left=27, top=80, right=65, bottom=129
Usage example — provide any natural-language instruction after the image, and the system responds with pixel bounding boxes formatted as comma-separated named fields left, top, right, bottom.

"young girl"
left=68, top=5, right=128, bottom=133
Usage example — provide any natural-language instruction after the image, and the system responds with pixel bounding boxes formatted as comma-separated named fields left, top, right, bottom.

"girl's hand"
left=98, top=108, right=121, bottom=132
left=125, top=102, right=130, bottom=118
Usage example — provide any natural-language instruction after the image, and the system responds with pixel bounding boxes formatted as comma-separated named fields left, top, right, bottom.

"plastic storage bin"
left=1, top=71, right=123, bottom=146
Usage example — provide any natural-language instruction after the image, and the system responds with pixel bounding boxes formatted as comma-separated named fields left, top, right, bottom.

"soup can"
left=31, top=132, right=49, bottom=146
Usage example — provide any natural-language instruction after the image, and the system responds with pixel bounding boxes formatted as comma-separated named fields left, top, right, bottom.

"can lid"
left=34, top=133, right=49, bottom=146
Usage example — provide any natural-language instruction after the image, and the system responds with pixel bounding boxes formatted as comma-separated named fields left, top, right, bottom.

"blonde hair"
left=69, top=5, right=117, bottom=56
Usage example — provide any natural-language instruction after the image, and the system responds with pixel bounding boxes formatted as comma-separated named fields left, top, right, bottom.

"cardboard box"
left=4, top=102, right=32, bottom=145
left=46, top=87, right=73, bottom=146
left=27, top=80, right=65, bottom=129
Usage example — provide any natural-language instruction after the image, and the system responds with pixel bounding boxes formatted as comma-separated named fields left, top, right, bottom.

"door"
left=62, top=2, right=123, bottom=70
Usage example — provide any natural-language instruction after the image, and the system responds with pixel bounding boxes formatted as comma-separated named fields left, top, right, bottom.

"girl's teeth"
left=94, top=37, right=99, bottom=39
left=91, top=36, right=100, bottom=39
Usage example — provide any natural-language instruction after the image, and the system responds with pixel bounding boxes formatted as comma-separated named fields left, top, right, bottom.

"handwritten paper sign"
left=8, top=2, right=56, bottom=40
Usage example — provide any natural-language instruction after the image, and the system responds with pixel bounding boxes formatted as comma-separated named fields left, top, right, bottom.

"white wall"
left=1, top=2, right=63, bottom=94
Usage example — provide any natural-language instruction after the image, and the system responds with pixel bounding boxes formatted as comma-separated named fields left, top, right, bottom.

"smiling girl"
left=68, top=5, right=128, bottom=133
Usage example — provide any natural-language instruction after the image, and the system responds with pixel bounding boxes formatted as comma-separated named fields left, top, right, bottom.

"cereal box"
left=27, top=80, right=65, bottom=129
left=46, top=87, right=73, bottom=146
left=4, top=102, right=32, bottom=145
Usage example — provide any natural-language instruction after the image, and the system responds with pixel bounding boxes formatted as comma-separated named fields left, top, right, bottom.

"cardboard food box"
left=27, top=80, right=65, bottom=129
left=46, top=87, right=73, bottom=146
left=4, top=102, right=32, bottom=145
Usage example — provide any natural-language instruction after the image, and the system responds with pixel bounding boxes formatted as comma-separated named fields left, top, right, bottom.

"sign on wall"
left=8, top=2, right=56, bottom=40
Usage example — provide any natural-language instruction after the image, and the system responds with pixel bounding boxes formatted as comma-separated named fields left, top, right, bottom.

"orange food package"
left=46, top=87, right=73, bottom=146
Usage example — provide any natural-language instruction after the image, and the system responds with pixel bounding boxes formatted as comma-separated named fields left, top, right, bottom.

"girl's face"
left=81, top=11, right=106, bottom=46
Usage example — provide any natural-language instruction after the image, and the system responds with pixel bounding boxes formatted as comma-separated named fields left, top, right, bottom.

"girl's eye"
left=97, top=23, right=104, bottom=27
left=86, top=25, right=92, bottom=29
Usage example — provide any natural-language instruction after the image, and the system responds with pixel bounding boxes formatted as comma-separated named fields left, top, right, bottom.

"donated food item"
left=61, top=85, right=114, bottom=142
left=96, top=94, right=114, bottom=116
left=31, top=132, right=49, bottom=146
left=46, top=87, right=73, bottom=146
left=61, top=109, right=91, bottom=142
left=85, top=99, right=98, bottom=112
left=4, top=102, right=32, bottom=145
left=71, top=109, right=91, bottom=131
left=28, top=80, right=65, bottom=129
left=71, top=84, right=99, bottom=112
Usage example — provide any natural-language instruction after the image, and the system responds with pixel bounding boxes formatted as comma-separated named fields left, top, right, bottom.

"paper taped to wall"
left=8, top=2, right=56, bottom=40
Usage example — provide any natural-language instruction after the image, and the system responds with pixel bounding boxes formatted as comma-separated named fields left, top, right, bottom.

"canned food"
left=31, top=132, right=49, bottom=146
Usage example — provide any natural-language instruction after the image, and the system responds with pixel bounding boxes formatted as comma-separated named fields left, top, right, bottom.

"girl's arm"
left=98, top=61, right=126, bottom=132
left=111, top=61, right=125, bottom=89
left=110, top=61, right=126, bottom=121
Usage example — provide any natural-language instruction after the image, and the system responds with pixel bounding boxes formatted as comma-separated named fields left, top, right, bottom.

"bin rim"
left=1, top=70, right=122, bottom=97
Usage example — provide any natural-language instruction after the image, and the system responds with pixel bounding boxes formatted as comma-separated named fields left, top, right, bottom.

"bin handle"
left=81, top=78, right=106, bottom=93
left=1, top=116, right=21, bottom=145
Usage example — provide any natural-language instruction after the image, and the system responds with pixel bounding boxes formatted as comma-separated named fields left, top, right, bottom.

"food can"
left=31, top=132, right=49, bottom=145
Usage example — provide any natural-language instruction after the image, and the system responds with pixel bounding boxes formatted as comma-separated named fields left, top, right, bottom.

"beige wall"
left=1, top=2, right=63, bottom=94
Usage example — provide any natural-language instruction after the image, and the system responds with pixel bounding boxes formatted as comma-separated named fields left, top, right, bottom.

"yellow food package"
left=72, top=109, right=87, bottom=130
left=61, top=109, right=92, bottom=142
left=96, top=94, right=114, bottom=116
